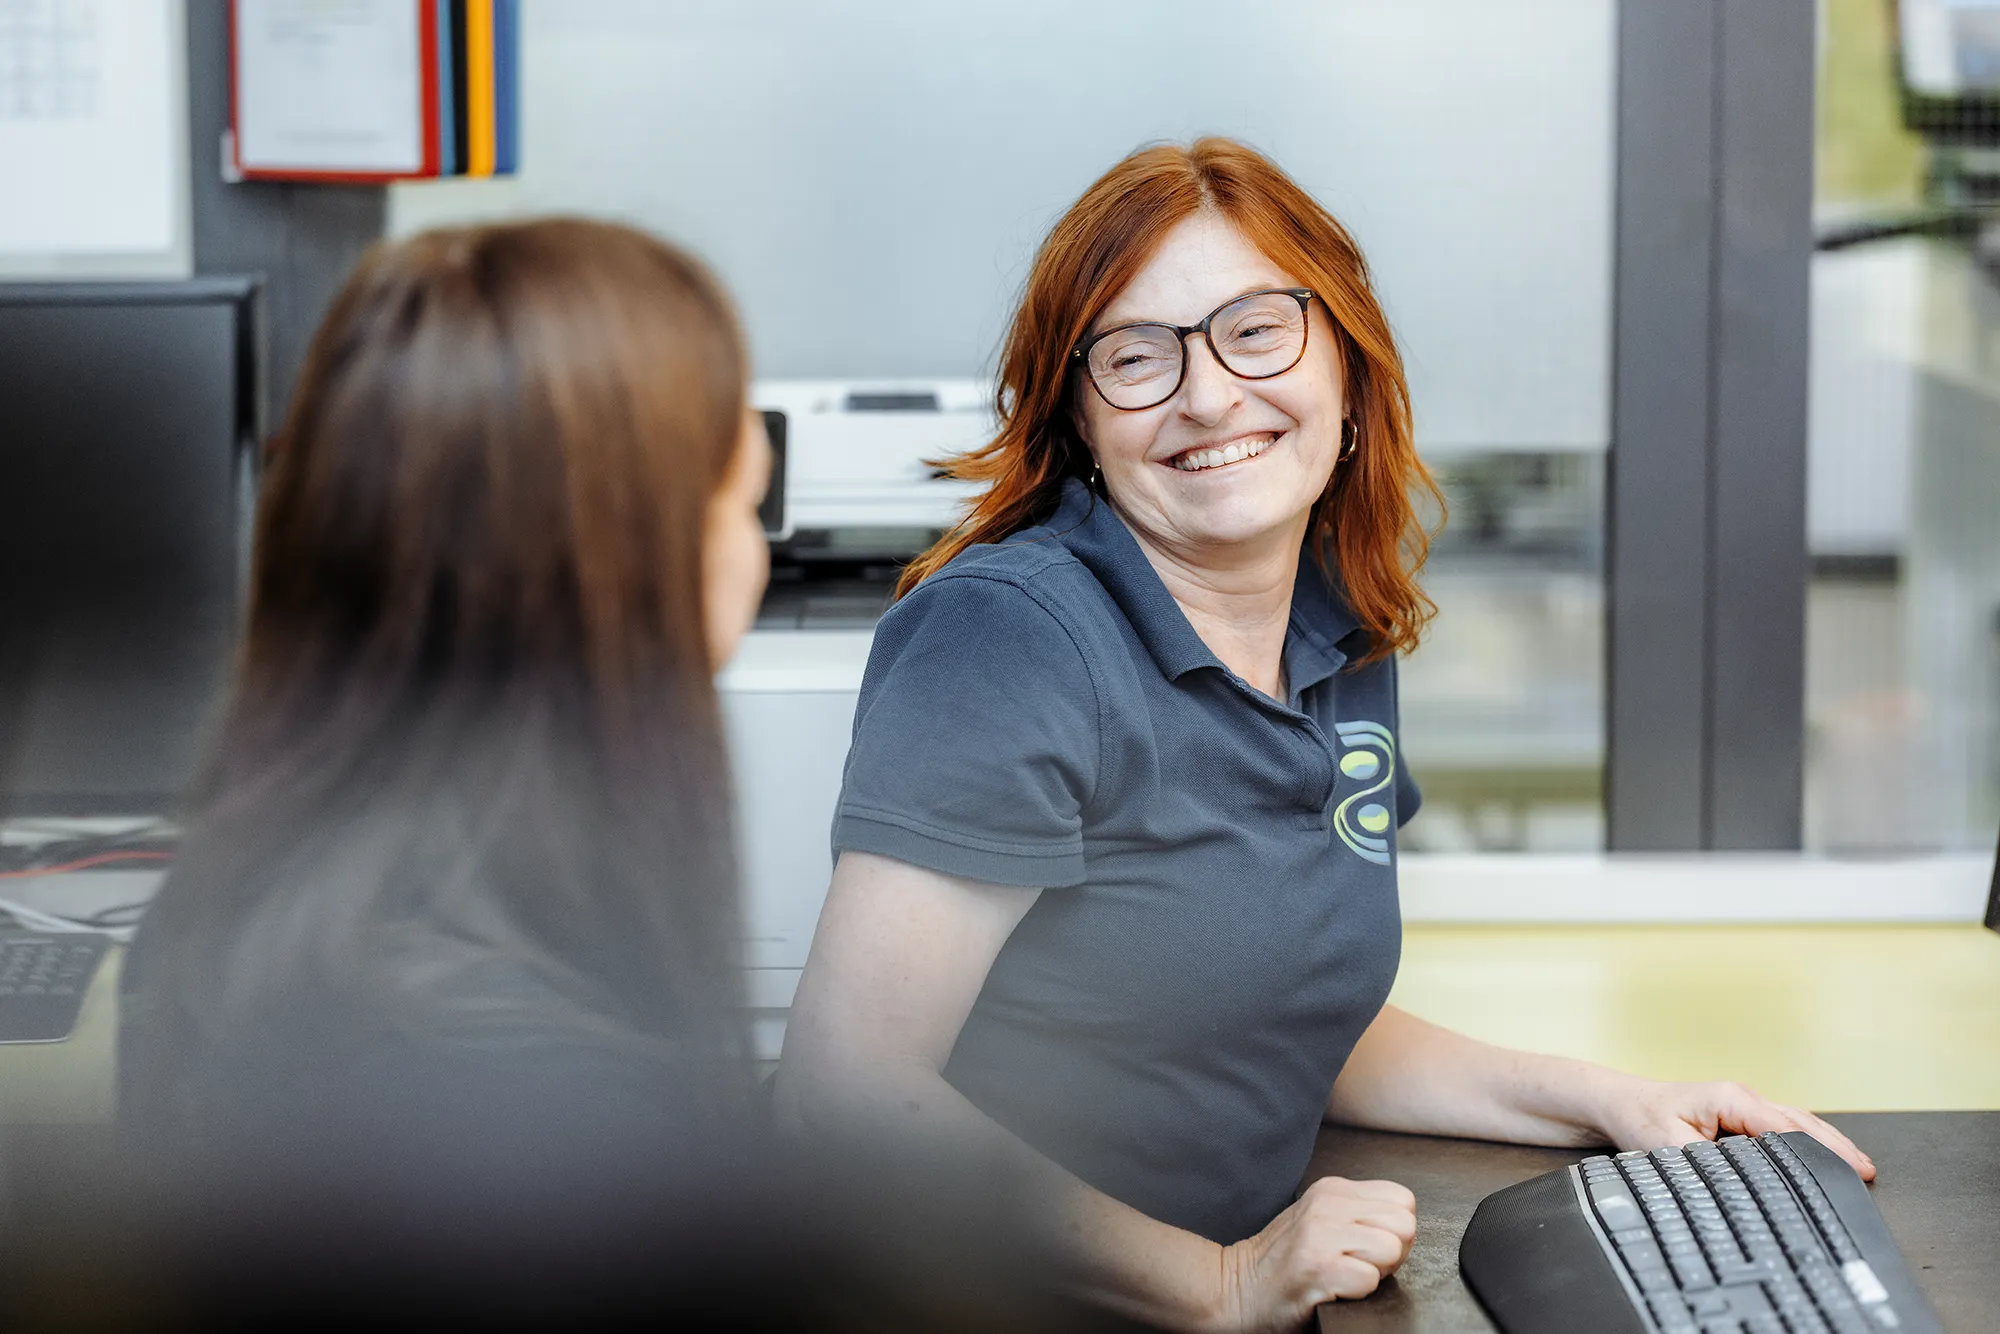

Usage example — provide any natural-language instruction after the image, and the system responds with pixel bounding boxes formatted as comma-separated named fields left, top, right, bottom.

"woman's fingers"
left=1279, top=1177, right=1418, bottom=1292
left=1297, top=1178, right=1417, bottom=1274
left=1319, top=1252, right=1389, bottom=1301
left=1223, top=1182, right=1415, bottom=1330
left=1771, top=1104, right=1877, bottom=1182
left=1326, top=1221, right=1410, bottom=1274
left=1351, top=1204, right=1418, bottom=1245
left=1330, top=1176, right=1419, bottom=1210
left=1693, top=1083, right=1878, bottom=1182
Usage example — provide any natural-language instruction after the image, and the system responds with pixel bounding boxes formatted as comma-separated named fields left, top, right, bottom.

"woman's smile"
left=1167, top=429, right=1284, bottom=473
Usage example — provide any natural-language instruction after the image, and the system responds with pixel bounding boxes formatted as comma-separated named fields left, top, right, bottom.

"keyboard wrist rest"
left=1459, top=1160, right=1650, bottom=1334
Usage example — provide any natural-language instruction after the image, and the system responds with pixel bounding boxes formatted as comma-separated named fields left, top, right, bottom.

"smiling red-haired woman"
left=781, top=139, right=1876, bottom=1334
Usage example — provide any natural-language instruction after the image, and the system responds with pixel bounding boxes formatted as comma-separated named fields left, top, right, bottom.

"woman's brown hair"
left=128, top=218, right=752, bottom=1106
left=900, top=137, right=1442, bottom=662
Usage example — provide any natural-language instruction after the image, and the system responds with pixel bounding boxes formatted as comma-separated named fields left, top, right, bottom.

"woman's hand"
left=1211, top=1175, right=1417, bottom=1334
left=1588, top=1074, right=1876, bottom=1182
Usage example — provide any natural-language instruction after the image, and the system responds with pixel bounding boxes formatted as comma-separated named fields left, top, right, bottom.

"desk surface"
left=1308, top=1112, right=2000, bottom=1333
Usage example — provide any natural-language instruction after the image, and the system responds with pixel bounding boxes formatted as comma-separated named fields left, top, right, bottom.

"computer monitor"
left=0, top=278, right=264, bottom=817
left=1899, top=0, right=2000, bottom=142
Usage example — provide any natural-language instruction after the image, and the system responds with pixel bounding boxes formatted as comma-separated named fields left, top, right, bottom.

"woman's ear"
left=1067, top=414, right=1099, bottom=482
left=1067, top=402, right=1091, bottom=452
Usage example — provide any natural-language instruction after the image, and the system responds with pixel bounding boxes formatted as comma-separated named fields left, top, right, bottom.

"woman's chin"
left=1167, top=501, right=1315, bottom=556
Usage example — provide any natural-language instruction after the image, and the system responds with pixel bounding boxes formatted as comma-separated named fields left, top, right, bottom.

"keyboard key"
left=1734, top=1286, right=1777, bottom=1317
left=1589, top=1179, right=1645, bottom=1233
left=1691, top=1291, right=1734, bottom=1316
left=1672, top=1257, right=1717, bottom=1291
left=1839, top=1260, right=1889, bottom=1306
left=1650, top=1292, right=1694, bottom=1321
left=1648, top=1296, right=1696, bottom=1328
left=1634, top=1264, right=1678, bottom=1295
left=1778, top=1223, right=1823, bottom=1261
left=1703, top=1243, right=1748, bottom=1270
left=1621, top=1239, right=1667, bottom=1267
left=1714, top=1259, right=1775, bottom=1286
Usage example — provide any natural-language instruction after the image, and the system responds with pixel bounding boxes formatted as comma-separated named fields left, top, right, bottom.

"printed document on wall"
left=0, top=0, right=181, bottom=256
left=233, top=0, right=424, bottom=174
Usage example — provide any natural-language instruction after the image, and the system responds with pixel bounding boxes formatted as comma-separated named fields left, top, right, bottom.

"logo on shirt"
left=1332, top=721, right=1397, bottom=866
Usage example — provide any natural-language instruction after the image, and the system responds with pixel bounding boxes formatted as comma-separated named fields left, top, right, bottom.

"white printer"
left=724, top=379, right=992, bottom=1057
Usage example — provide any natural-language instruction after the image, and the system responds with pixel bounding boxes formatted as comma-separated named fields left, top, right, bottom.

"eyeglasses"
left=1071, top=288, right=1316, bottom=411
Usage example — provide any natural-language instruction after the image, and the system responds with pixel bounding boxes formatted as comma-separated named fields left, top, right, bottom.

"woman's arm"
left=1326, top=1005, right=1875, bottom=1180
left=778, top=851, right=1415, bottom=1334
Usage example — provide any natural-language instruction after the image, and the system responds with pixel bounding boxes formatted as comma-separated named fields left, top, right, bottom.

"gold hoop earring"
left=1339, top=420, right=1357, bottom=462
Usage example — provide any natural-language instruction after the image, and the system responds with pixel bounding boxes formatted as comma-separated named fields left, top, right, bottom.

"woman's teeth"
left=1173, top=433, right=1276, bottom=472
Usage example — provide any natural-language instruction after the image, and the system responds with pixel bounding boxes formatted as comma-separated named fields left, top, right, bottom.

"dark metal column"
left=1607, top=0, right=1814, bottom=849
left=1706, top=0, right=1814, bottom=849
left=1607, top=0, right=1721, bottom=849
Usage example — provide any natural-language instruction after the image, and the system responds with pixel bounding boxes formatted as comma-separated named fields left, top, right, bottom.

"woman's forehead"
left=1095, top=213, right=1299, bottom=329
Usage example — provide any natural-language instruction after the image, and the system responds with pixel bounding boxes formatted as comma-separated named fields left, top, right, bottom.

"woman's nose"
left=1178, top=335, right=1244, bottom=422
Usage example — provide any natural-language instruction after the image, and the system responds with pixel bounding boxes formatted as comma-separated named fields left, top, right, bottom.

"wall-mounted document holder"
left=225, top=0, right=517, bottom=183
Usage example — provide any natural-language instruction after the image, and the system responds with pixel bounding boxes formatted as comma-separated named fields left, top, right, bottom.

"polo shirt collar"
left=1284, top=548, right=1363, bottom=700
left=1045, top=478, right=1366, bottom=693
left=1048, top=479, right=1219, bottom=680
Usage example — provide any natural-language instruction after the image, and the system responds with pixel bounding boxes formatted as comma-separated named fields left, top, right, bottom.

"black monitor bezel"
left=0, top=278, right=264, bottom=820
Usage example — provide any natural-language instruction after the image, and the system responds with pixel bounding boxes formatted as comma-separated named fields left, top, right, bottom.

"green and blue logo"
left=1333, top=720, right=1396, bottom=866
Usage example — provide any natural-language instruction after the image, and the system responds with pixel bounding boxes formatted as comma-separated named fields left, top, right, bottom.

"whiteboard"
left=0, top=0, right=190, bottom=278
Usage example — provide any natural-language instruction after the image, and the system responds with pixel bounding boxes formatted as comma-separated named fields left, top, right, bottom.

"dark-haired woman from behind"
left=116, top=217, right=775, bottom=1303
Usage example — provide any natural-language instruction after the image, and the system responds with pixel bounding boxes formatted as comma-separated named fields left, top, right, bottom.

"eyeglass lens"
left=1085, top=291, right=1309, bottom=410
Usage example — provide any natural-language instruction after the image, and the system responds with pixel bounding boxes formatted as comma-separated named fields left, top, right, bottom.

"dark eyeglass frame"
left=1070, top=287, right=1316, bottom=411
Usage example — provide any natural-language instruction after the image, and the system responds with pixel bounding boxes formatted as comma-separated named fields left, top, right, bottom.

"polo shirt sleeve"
left=833, top=573, right=1101, bottom=888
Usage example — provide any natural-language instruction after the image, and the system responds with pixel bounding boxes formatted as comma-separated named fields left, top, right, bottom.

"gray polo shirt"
left=832, top=477, right=1416, bottom=1244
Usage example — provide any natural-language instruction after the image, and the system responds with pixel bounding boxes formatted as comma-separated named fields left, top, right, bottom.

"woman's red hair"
left=898, top=137, right=1442, bottom=663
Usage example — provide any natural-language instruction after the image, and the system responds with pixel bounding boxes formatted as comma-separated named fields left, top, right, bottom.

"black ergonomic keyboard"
left=1461, top=1131, right=1941, bottom=1334
left=0, top=931, right=111, bottom=1043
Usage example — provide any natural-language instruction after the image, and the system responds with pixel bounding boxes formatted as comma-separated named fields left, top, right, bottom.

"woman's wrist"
left=1057, top=1194, right=1234, bottom=1334
left=1195, top=1239, right=1239, bottom=1334
left=1501, top=1051, right=1644, bottom=1148
left=1561, top=1061, right=1647, bottom=1146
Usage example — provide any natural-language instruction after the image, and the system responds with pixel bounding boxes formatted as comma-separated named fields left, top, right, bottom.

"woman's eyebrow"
left=1090, top=281, right=1294, bottom=334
